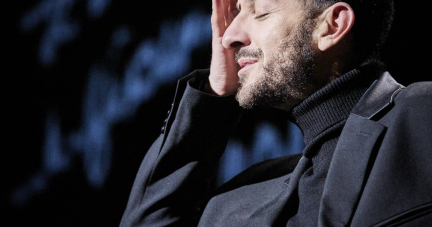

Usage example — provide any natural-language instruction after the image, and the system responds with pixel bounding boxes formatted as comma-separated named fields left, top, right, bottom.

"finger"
left=229, top=0, right=237, bottom=11
left=211, top=0, right=226, bottom=38
left=227, top=0, right=239, bottom=24
left=223, top=0, right=230, bottom=27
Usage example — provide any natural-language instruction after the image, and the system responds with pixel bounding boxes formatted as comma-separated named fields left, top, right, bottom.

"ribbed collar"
left=291, top=62, right=386, bottom=149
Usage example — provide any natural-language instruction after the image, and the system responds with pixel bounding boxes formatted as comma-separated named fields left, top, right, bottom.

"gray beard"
left=235, top=19, right=317, bottom=110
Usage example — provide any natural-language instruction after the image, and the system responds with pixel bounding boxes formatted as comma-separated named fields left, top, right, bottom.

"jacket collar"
left=351, top=71, right=405, bottom=120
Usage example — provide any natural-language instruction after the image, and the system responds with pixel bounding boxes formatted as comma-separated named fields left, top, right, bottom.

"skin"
left=234, top=14, right=318, bottom=110
left=208, top=0, right=356, bottom=112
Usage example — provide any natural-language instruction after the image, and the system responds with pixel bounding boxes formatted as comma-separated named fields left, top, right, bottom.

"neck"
left=290, top=61, right=386, bottom=148
left=276, top=58, right=355, bottom=113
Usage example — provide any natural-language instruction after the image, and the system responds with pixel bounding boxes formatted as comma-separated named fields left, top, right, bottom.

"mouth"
left=237, top=58, right=258, bottom=76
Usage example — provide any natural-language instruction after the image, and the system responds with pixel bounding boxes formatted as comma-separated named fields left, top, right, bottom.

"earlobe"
left=316, top=3, right=355, bottom=52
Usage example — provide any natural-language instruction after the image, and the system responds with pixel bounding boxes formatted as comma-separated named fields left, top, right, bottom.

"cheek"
left=256, top=32, right=276, bottom=63
left=253, top=23, right=286, bottom=64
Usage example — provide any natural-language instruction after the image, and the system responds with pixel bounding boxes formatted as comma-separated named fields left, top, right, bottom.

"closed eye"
left=254, top=13, right=269, bottom=20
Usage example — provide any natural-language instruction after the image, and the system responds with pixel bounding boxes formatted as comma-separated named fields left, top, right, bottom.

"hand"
left=207, top=0, right=240, bottom=96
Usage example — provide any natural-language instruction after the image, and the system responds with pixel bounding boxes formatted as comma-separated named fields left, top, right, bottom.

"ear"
left=314, top=2, right=355, bottom=51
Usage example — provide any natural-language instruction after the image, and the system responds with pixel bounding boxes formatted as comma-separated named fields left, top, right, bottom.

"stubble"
left=235, top=18, right=317, bottom=111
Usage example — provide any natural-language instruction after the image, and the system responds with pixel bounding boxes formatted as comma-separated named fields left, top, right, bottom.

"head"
left=223, top=0, right=394, bottom=111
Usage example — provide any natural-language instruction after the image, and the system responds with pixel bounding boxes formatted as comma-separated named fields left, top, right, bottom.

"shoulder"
left=383, top=81, right=432, bottom=136
left=397, top=81, right=432, bottom=105
left=391, top=81, right=432, bottom=115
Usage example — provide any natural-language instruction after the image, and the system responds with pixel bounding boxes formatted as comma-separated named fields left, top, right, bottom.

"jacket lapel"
left=318, top=114, right=385, bottom=227
left=318, top=72, right=405, bottom=227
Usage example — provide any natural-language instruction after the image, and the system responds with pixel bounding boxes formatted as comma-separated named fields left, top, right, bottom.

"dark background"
left=6, top=1, right=431, bottom=226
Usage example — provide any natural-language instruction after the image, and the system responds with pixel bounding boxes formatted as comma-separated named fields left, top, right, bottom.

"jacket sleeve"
left=120, top=69, right=243, bottom=227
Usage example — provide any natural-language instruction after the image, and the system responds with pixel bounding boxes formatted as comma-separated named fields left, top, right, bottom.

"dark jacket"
left=120, top=69, right=432, bottom=227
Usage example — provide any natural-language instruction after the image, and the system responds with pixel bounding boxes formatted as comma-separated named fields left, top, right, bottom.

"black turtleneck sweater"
left=285, top=62, right=385, bottom=226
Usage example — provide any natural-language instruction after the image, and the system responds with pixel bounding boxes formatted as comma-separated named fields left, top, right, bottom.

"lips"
left=237, top=58, right=258, bottom=76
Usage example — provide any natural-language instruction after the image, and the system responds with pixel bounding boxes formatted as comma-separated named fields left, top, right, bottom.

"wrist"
left=207, top=79, right=238, bottom=96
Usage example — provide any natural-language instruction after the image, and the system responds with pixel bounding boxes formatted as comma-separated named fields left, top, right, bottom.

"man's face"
left=223, top=0, right=318, bottom=110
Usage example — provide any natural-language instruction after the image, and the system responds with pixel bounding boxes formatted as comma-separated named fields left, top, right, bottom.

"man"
left=120, top=0, right=432, bottom=226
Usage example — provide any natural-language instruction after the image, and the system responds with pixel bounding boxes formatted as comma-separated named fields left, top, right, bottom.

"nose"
left=222, top=16, right=251, bottom=49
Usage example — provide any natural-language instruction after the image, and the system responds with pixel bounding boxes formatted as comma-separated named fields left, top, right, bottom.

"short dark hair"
left=304, top=0, right=394, bottom=64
